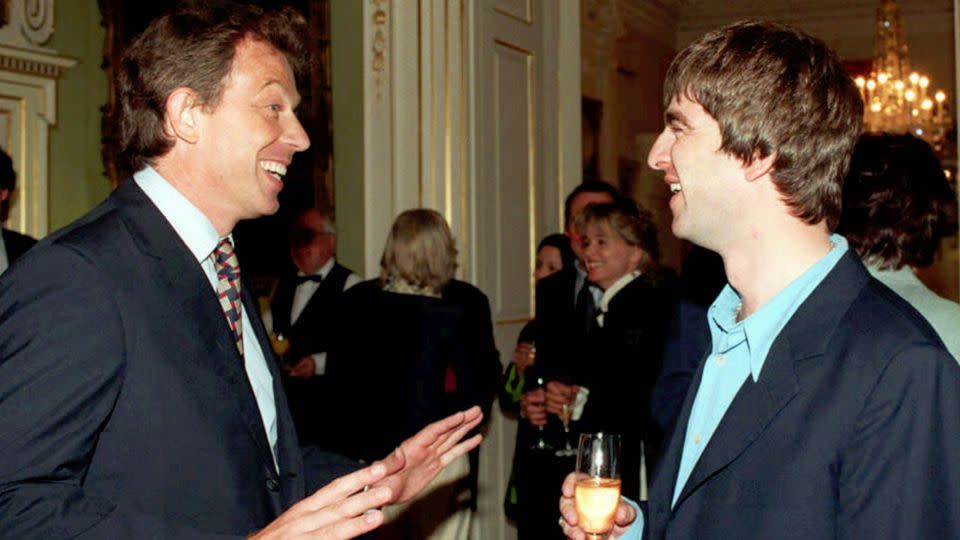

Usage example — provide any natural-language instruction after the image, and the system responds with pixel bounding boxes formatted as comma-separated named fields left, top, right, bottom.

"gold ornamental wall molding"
left=0, top=45, right=73, bottom=80
left=371, top=0, right=388, bottom=100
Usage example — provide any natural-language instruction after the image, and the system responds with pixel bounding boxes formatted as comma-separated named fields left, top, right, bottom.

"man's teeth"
left=259, top=161, right=287, bottom=180
left=669, top=183, right=682, bottom=193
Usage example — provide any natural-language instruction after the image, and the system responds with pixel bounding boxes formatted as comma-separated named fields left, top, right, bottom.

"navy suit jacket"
left=0, top=181, right=317, bottom=538
left=644, top=251, right=960, bottom=539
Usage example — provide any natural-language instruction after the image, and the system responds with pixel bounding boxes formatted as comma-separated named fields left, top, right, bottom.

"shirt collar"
left=299, top=258, right=335, bottom=279
left=133, top=166, right=227, bottom=264
left=599, top=270, right=641, bottom=314
left=708, top=234, right=849, bottom=381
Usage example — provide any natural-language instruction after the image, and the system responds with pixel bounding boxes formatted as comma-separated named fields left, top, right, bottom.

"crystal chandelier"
left=854, top=0, right=953, bottom=156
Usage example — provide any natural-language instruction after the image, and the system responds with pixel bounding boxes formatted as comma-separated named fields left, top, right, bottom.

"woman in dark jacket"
left=324, top=209, right=500, bottom=540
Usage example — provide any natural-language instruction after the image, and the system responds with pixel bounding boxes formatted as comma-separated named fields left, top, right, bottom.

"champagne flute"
left=269, top=331, right=291, bottom=364
left=555, top=401, right=576, bottom=456
left=574, top=433, right=622, bottom=539
left=526, top=342, right=553, bottom=451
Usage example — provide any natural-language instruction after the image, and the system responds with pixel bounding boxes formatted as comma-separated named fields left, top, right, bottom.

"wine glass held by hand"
left=556, top=433, right=633, bottom=540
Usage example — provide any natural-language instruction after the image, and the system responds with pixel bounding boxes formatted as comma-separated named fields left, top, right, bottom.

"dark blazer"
left=533, top=267, right=581, bottom=383
left=575, top=274, right=673, bottom=500
left=0, top=181, right=312, bottom=538
left=271, top=261, right=354, bottom=447
left=644, top=252, right=960, bottom=539
left=1, top=227, right=36, bottom=264
left=323, top=278, right=501, bottom=462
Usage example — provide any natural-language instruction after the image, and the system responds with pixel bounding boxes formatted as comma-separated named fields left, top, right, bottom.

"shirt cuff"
left=313, top=352, right=327, bottom=375
left=572, top=386, right=590, bottom=421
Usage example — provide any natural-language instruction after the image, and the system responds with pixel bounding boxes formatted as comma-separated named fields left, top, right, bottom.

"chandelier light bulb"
left=909, top=72, right=920, bottom=84
left=922, top=99, right=933, bottom=111
left=866, top=80, right=877, bottom=91
left=919, top=76, right=930, bottom=89
left=878, top=72, right=889, bottom=84
left=905, top=89, right=916, bottom=101
left=855, top=76, right=866, bottom=88
left=935, top=91, right=946, bottom=103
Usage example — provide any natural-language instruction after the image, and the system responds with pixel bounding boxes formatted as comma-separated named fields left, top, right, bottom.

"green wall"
left=46, top=1, right=109, bottom=232
left=330, top=0, right=365, bottom=276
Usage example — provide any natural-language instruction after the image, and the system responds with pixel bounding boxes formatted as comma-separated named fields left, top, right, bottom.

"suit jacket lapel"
left=667, top=252, right=872, bottom=512
left=113, top=180, right=279, bottom=476
left=648, top=347, right=708, bottom=518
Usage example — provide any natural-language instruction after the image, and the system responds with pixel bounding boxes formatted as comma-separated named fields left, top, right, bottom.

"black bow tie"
left=296, top=274, right=323, bottom=284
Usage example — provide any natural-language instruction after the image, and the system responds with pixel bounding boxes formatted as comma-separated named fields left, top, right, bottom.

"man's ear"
left=163, top=87, right=202, bottom=145
left=744, top=151, right=775, bottom=182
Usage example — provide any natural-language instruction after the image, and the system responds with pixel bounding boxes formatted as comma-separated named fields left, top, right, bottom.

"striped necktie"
left=213, top=238, right=243, bottom=355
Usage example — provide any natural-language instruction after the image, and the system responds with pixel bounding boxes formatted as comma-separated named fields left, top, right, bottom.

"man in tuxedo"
left=271, top=207, right=360, bottom=446
left=0, top=147, right=37, bottom=274
left=559, top=20, right=960, bottom=539
left=0, top=3, right=482, bottom=539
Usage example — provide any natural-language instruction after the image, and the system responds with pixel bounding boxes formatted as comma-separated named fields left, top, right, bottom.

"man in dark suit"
left=0, top=147, right=37, bottom=274
left=271, top=208, right=360, bottom=447
left=559, top=21, right=960, bottom=539
left=0, top=3, right=482, bottom=539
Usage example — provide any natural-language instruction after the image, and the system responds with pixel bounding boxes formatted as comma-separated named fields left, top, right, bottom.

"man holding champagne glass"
left=559, top=20, right=960, bottom=540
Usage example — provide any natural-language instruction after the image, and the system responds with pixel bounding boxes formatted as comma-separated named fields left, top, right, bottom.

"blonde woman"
left=547, top=199, right=675, bottom=501
left=323, top=209, right=500, bottom=540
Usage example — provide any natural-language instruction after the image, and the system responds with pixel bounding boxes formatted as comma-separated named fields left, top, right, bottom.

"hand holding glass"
left=574, top=433, right=621, bottom=539
left=555, top=401, right=576, bottom=456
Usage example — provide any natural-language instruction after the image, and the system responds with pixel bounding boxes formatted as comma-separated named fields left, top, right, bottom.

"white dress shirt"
left=291, top=258, right=361, bottom=374
left=134, top=166, right=278, bottom=470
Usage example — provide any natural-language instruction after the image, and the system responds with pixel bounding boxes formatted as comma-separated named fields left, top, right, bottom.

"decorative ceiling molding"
left=0, top=44, right=73, bottom=81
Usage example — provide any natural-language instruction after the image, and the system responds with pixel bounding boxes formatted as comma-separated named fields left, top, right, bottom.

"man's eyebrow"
left=665, top=110, right=691, bottom=128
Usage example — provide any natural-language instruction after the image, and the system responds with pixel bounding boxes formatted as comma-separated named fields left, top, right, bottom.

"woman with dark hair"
left=323, top=209, right=501, bottom=540
left=500, top=234, right=575, bottom=534
left=838, top=132, right=960, bottom=360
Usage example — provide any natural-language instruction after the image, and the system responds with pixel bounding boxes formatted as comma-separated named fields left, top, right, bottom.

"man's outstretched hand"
left=376, top=406, right=484, bottom=504
left=249, top=406, right=483, bottom=539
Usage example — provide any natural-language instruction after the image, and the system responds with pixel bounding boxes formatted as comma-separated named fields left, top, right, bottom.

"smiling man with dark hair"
left=0, top=3, right=481, bottom=539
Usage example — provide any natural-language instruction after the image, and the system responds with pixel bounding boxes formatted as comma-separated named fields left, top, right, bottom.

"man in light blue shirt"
left=559, top=20, right=960, bottom=540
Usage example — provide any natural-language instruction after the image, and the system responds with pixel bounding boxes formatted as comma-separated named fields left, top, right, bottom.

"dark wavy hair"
left=664, top=20, right=863, bottom=230
left=837, top=133, right=958, bottom=270
left=115, top=0, right=311, bottom=175
left=537, top=233, right=576, bottom=273
left=563, top=180, right=620, bottom=229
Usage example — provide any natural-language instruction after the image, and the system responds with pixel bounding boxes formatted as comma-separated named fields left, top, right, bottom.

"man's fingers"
left=614, top=500, right=637, bottom=527
left=434, top=411, right=483, bottom=455
left=438, top=433, right=483, bottom=467
left=301, top=460, right=390, bottom=511
left=304, top=510, right=384, bottom=540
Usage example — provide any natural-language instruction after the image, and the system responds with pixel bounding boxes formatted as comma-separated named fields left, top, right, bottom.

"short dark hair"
left=838, top=133, right=958, bottom=270
left=577, top=198, right=661, bottom=270
left=537, top=233, right=576, bottom=273
left=664, top=20, right=863, bottom=230
left=563, top=180, right=620, bottom=228
left=0, top=147, right=14, bottom=221
left=116, top=0, right=310, bottom=175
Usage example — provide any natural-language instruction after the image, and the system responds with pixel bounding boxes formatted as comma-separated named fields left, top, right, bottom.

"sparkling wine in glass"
left=574, top=432, right=622, bottom=539
left=269, top=332, right=291, bottom=363
left=555, top=401, right=576, bottom=456
left=525, top=341, right=553, bottom=451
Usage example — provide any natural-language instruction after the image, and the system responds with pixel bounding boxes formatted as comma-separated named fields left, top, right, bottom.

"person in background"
left=518, top=181, right=618, bottom=539
left=0, top=3, right=482, bottom=538
left=559, top=20, right=960, bottom=539
left=500, top=233, right=575, bottom=533
left=0, top=147, right=36, bottom=275
left=324, top=208, right=501, bottom=540
left=838, top=132, right=960, bottom=361
left=567, top=199, right=674, bottom=501
left=270, top=207, right=361, bottom=446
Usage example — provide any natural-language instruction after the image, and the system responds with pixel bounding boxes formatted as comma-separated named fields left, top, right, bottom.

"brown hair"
left=577, top=198, right=660, bottom=273
left=380, top=209, right=459, bottom=293
left=838, top=133, right=958, bottom=270
left=115, top=0, right=310, bottom=175
left=664, top=20, right=863, bottom=230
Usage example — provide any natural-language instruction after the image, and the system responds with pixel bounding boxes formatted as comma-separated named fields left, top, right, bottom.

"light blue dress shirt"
left=134, top=166, right=279, bottom=470
left=617, top=235, right=848, bottom=539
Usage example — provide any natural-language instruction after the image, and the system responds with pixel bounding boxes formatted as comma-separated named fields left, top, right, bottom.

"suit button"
left=266, top=477, right=280, bottom=492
